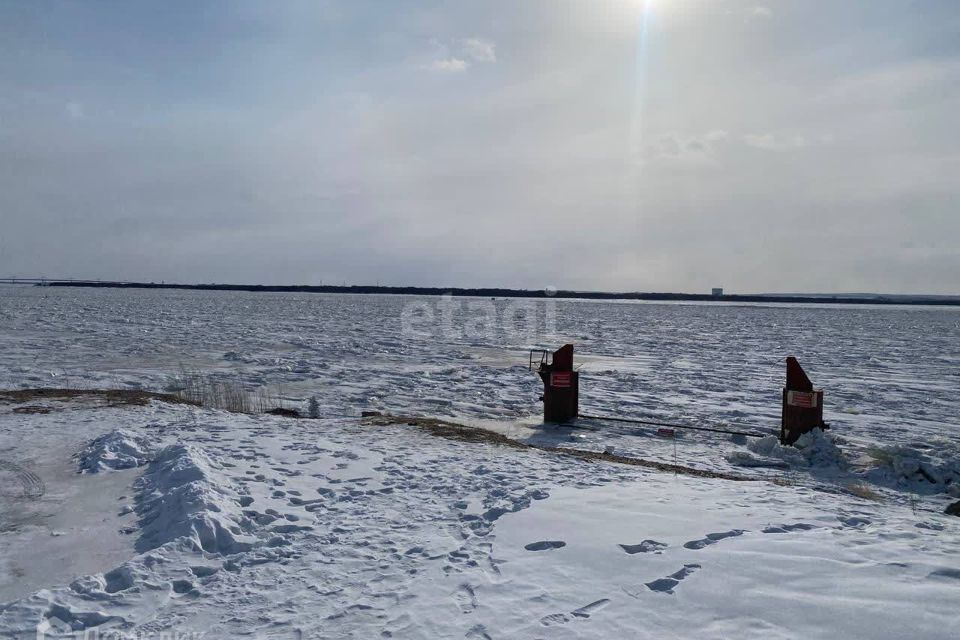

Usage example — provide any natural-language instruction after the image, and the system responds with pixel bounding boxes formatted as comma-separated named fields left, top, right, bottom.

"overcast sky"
left=1, top=0, right=958, bottom=293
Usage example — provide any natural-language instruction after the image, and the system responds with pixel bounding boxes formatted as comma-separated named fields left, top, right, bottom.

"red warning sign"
left=787, top=390, right=819, bottom=408
left=550, top=372, right=572, bottom=388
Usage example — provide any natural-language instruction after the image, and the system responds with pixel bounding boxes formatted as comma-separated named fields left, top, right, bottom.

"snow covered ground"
left=1, top=286, right=959, bottom=638
left=1, top=398, right=958, bottom=639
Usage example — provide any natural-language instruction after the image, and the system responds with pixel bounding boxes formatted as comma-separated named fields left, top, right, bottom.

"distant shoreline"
left=28, top=280, right=960, bottom=307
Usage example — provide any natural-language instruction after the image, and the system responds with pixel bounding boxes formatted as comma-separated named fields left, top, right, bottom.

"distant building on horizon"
left=712, top=288, right=724, bottom=297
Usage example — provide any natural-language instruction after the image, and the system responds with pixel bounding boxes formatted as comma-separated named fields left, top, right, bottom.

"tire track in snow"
left=0, top=459, right=45, bottom=499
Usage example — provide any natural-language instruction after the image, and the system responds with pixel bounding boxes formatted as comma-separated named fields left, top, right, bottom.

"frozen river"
left=1, top=286, right=957, bottom=443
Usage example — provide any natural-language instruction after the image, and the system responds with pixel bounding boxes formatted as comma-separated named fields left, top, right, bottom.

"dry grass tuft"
left=0, top=388, right=194, bottom=407
left=172, top=371, right=252, bottom=412
left=365, top=414, right=762, bottom=482
left=376, top=416, right=529, bottom=450
left=846, top=482, right=883, bottom=501
left=12, top=406, right=53, bottom=414
left=2, top=377, right=291, bottom=416
left=169, top=370, right=288, bottom=414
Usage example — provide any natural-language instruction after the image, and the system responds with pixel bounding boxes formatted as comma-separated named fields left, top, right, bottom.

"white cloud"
left=461, top=37, right=496, bottom=63
left=743, top=132, right=825, bottom=151
left=743, top=133, right=778, bottom=150
left=65, top=101, right=85, bottom=120
left=424, top=57, right=469, bottom=73
left=649, top=130, right=730, bottom=163
left=751, top=6, right=773, bottom=19
left=423, top=37, right=496, bottom=74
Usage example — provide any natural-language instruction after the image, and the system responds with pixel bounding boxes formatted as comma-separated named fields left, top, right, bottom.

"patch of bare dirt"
left=11, top=406, right=52, bottom=415
left=0, top=388, right=196, bottom=408
left=365, top=415, right=763, bottom=482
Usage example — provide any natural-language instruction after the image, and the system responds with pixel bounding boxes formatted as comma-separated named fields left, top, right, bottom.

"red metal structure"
left=531, top=344, right=579, bottom=423
left=780, top=357, right=826, bottom=445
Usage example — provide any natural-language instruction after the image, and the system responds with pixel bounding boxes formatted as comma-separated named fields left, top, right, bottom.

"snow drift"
left=77, top=429, right=154, bottom=473
left=133, top=443, right=255, bottom=554
left=727, top=429, right=845, bottom=470
left=866, top=441, right=960, bottom=496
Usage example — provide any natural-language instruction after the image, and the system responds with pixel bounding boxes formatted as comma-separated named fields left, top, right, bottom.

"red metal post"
left=780, top=356, right=825, bottom=445
left=538, top=344, right=579, bottom=423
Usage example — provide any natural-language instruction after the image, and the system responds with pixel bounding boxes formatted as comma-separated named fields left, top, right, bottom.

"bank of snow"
left=76, top=429, right=154, bottom=473
left=864, top=439, right=960, bottom=497
left=134, top=443, right=255, bottom=554
left=727, top=429, right=846, bottom=470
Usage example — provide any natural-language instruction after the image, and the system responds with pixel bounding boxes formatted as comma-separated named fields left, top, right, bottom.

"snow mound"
left=794, top=428, right=846, bottom=468
left=77, top=429, right=154, bottom=473
left=728, top=429, right=845, bottom=469
left=134, top=444, right=255, bottom=555
left=866, top=442, right=960, bottom=495
left=725, top=450, right=790, bottom=469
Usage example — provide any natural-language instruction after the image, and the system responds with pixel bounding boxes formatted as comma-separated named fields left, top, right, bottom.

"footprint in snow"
left=928, top=568, right=960, bottom=581
left=571, top=599, right=610, bottom=619
left=619, top=540, right=667, bottom=554
left=643, top=564, right=702, bottom=595
left=839, top=516, right=872, bottom=528
left=465, top=624, right=492, bottom=640
left=762, top=523, right=817, bottom=534
left=190, top=565, right=218, bottom=578
left=524, top=540, right=566, bottom=552
left=683, top=529, right=746, bottom=550
left=539, top=599, right=610, bottom=626
left=171, top=579, right=196, bottom=596
left=454, top=583, right=478, bottom=613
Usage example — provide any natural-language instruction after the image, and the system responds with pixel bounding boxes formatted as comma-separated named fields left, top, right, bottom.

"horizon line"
left=3, top=278, right=958, bottom=306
